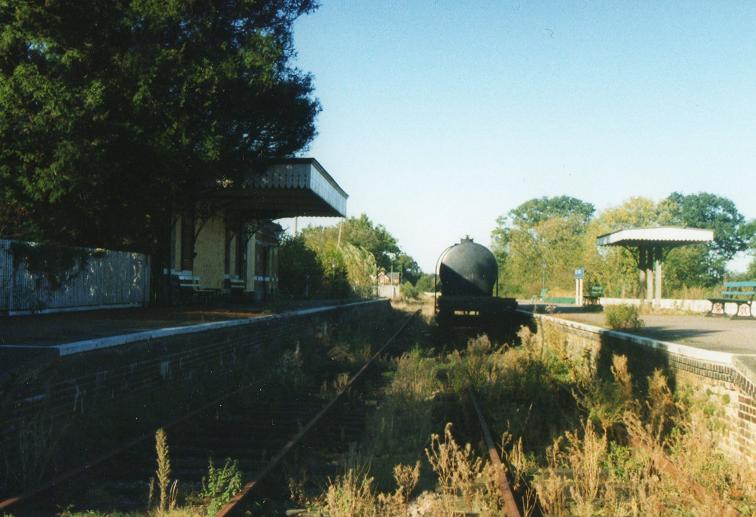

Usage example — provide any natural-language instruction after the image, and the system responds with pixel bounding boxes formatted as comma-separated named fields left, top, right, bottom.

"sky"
left=282, top=1, right=756, bottom=272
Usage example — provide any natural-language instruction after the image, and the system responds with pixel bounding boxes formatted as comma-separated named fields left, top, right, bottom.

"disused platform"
left=0, top=299, right=374, bottom=375
left=519, top=303, right=756, bottom=464
left=544, top=308, right=756, bottom=356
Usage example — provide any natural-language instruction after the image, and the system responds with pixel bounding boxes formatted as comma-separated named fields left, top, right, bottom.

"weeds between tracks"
left=24, top=307, right=756, bottom=516
left=304, top=318, right=755, bottom=516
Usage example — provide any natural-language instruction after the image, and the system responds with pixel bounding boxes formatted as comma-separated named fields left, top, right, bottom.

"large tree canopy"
left=658, top=192, right=751, bottom=285
left=494, top=193, right=753, bottom=298
left=0, top=0, right=319, bottom=253
left=279, top=214, right=421, bottom=297
left=492, top=196, right=595, bottom=296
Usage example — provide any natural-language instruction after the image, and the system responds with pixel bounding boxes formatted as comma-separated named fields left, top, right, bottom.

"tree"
left=492, top=196, right=595, bottom=296
left=658, top=192, right=752, bottom=286
left=0, top=0, right=319, bottom=260
left=506, top=195, right=595, bottom=227
left=394, top=253, right=421, bottom=285
left=286, top=214, right=419, bottom=297
left=415, top=274, right=436, bottom=293
left=278, top=234, right=323, bottom=297
left=582, top=197, right=658, bottom=297
left=338, top=214, right=400, bottom=271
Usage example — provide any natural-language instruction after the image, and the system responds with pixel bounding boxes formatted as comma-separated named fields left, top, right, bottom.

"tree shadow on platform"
left=628, top=326, right=720, bottom=343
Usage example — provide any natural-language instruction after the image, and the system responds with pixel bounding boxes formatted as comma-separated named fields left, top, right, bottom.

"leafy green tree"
left=658, top=192, right=752, bottom=286
left=287, top=214, right=418, bottom=298
left=746, top=257, right=756, bottom=279
left=492, top=196, right=595, bottom=296
left=278, top=235, right=323, bottom=297
left=338, top=214, right=400, bottom=271
left=583, top=197, right=658, bottom=297
left=394, top=252, right=421, bottom=285
left=415, top=274, right=436, bottom=293
left=0, top=0, right=319, bottom=262
left=400, top=281, right=419, bottom=300
left=505, top=195, right=595, bottom=227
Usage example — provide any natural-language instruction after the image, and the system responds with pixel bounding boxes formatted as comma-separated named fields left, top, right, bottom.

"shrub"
left=400, top=281, right=419, bottom=300
left=200, top=458, right=243, bottom=516
left=415, top=274, right=436, bottom=293
left=604, top=304, right=643, bottom=329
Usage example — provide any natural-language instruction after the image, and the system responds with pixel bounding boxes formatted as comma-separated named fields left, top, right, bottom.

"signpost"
left=575, top=268, right=584, bottom=306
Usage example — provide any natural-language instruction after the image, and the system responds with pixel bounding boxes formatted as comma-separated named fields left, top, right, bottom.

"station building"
left=166, top=158, right=347, bottom=301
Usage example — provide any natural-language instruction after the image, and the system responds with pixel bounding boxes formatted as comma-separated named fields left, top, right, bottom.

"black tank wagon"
left=434, top=236, right=517, bottom=321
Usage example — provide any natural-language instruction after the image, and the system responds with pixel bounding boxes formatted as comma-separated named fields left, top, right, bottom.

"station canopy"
left=213, top=158, right=348, bottom=219
left=596, top=227, right=714, bottom=247
left=597, top=227, right=714, bottom=303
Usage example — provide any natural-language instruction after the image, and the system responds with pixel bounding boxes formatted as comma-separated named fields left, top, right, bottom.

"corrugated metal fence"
left=0, top=240, right=150, bottom=315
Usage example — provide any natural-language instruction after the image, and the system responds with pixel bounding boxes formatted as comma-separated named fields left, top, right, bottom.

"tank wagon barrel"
left=434, top=236, right=517, bottom=321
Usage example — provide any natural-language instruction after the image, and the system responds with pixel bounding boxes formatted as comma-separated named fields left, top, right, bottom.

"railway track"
left=1, top=310, right=419, bottom=515
left=468, top=389, right=523, bottom=517
left=216, top=309, right=419, bottom=515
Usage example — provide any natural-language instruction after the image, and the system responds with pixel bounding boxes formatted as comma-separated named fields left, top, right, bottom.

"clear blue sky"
left=284, top=1, right=756, bottom=272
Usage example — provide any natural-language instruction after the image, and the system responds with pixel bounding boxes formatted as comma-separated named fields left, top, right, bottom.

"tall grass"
left=347, top=320, right=755, bottom=515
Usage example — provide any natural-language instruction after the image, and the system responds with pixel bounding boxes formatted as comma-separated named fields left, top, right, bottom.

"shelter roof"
left=214, top=158, right=348, bottom=218
left=596, top=227, right=714, bottom=247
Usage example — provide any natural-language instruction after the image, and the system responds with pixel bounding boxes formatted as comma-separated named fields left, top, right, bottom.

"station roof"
left=597, top=227, right=714, bottom=247
left=215, top=158, right=348, bottom=218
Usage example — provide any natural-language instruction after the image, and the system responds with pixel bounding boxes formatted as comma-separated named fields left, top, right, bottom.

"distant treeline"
left=491, top=193, right=756, bottom=299
left=278, top=214, right=421, bottom=298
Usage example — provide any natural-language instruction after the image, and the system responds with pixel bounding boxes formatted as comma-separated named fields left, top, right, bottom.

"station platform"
left=553, top=309, right=755, bottom=356
left=519, top=303, right=756, bottom=391
left=0, top=299, right=374, bottom=375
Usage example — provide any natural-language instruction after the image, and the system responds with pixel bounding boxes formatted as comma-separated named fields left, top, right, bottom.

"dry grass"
left=153, top=428, right=179, bottom=513
left=530, top=345, right=756, bottom=516
left=310, top=318, right=754, bottom=516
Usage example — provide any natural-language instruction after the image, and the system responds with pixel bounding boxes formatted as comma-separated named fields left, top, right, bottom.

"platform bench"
left=707, top=281, right=755, bottom=319
left=172, top=272, right=218, bottom=305
left=584, top=285, right=604, bottom=305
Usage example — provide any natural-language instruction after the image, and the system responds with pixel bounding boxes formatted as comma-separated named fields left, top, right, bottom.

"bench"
left=171, top=271, right=218, bottom=305
left=707, top=281, right=755, bottom=319
left=584, top=284, right=604, bottom=305
left=224, top=275, right=246, bottom=299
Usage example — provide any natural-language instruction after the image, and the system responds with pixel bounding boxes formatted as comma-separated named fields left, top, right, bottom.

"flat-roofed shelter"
left=597, top=227, right=714, bottom=304
left=214, top=158, right=348, bottom=218
left=168, top=158, right=348, bottom=301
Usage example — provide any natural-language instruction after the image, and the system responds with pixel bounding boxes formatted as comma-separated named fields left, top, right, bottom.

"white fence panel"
left=0, top=240, right=150, bottom=315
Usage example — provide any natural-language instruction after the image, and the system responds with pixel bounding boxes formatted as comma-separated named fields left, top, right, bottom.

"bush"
left=415, top=274, right=436, bottom=293
left=400, top=281, right=419, bottom=300
left=604, top=304, right=643, bottom=329
left=200, top=458, right=243, bottom=515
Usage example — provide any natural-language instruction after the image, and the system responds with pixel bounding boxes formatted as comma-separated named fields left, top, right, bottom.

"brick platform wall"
left=0, top=300, right=392, bottom=496
left=532, top=313, right=755, bottom=466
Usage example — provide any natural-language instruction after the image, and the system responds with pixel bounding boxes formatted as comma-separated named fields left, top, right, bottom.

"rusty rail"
left=216, top=309, right=419, bottom=516
left=469, top=389, right=522, bottom=517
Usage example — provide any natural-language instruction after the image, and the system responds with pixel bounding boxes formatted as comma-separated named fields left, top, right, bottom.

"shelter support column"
left=654, top=246, right=663, bottom=304
left=639, top=245, right=654, bottom=304
left=244, top=226, right=256, bottom=293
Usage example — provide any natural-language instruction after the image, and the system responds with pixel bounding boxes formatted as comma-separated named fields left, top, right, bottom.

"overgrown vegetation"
left=278, top=214, right=421, bottom=298
left=400, top=281, right=420, bottom=300
left=9, top=241, right=96, bottom=290
left=199, top=458, right=243, bottom=516
left=302, top=317, right=754, bottom=516
left=1, top=306, right=402, bottom=515
left=604, top=304, right=643, bottom=329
